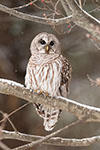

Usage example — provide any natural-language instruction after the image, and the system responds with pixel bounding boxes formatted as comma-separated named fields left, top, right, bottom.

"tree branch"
left=0, top=141, right=11, bottom=150
left=61, top=0, right=100, bottom=41
left=60, top=0, right=72, bottom=16
left=1, top=130, right=100, bottom=147
left=0, top=4, right=72, bottom=25
left=0, top=2, right=99, bottom=40
left=12, top=119, right=82, bottom=150
left=0, top=79, right=100, bottom=122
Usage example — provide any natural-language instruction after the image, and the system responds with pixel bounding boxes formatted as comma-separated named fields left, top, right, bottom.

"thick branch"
left=0, top=4, right=72, bottom=25
left=2, top=130, right=100, bottom=147
left=61, top=0, right=100, bottom=41
left=0, top=79, right=100, bottom=122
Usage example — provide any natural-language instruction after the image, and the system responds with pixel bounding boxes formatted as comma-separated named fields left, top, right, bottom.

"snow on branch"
left=2, top=130, right=100, bottom=147
left=0, top=78, right=100, bottom=122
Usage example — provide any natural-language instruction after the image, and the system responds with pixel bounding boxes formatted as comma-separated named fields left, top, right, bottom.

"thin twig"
left=0, top=111, right=17, bottom=132
left=11, top=0, right=37, bottom=10
left=88, top=6, right=100, bottom=14
left=0, top=2, right=100, bottom=39
left=61, top=0, right=100, bottom=41
left=0, top=141, right=11, bottom=150
left=7, top=117, right=18, bottom=133
left=0, top=3, right=72, bottom=25
left=60, top=0, right=72, bottom=16
left=87, top=74, right=100, bottom=86
left=78, top=0, right=82, bottom=8
left=2, top=129, right=100, bottom=147
left=13, top=119, right=84, bottom=150
left=90, top=38, right=100, bottom=50
left=83, top=0, right=87, bottom=7
left=0, top=102, right=30, bottom=124
left=0, top=111, right=7, bottom=131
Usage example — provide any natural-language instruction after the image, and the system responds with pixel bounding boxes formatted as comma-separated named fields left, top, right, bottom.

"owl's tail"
left=43, top=108, right=61, bottom=131
left=34, top=103, right=61, bottom=131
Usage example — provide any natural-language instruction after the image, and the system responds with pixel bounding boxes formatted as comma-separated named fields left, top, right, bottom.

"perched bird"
left=25, top=32, right=72, bottom=131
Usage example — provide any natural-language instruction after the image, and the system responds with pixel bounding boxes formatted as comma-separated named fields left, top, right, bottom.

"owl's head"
left=30, top=32, right=61, bottom=55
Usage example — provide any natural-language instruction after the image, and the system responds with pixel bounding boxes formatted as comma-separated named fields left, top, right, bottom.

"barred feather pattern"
left=25, top=53, right=71, bottom=131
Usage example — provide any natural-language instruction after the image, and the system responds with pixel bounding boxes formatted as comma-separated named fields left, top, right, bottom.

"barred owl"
left=25, top=32, right=72, bottom=131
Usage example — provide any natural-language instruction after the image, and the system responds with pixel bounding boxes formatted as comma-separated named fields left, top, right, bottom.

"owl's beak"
left=45, top=45, right=50, bottom=53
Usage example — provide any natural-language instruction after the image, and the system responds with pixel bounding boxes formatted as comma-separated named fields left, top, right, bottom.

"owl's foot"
left=34, top=89, right=44, bottom=95
left=39, top=90, right=44, bottom=94
left=34, top=89, right=49, bottom=96
left=44, top=92, right=49, bottom=97
left=34, top=89, right=38, bottom=93
left=39, top=91, right=49, bottom=97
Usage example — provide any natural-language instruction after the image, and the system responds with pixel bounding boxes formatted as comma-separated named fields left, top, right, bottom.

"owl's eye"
left=40, top=39, right=46, bottom=45
left=50, top=41, right=54, bottom=46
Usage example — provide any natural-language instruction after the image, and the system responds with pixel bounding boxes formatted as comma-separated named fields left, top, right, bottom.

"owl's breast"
left=26, top=57, right=62, bottom=97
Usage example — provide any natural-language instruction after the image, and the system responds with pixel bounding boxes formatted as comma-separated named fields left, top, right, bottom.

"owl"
left=25, top=32, right=72, bottom=131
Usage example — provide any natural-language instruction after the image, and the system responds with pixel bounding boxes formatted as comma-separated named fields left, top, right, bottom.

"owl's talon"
left=43, top=92, right=49, bottom=97
left=34, top=89, right=43, bottom=94
left=39, top=90, right=43, bottom=94
left=34, top=89, right=38, bottom=93
left=45, top=92, right=49, bottom=97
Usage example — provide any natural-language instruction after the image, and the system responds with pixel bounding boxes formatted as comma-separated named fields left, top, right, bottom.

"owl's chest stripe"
left=30, top=59, right=62, bottom=96
left=45, top=66, right=50, bottom=81
left=41, top=66, right=49, bottom=84
left=50, top=64, right=54, bottom=86
left=32, top=68, right=38, bottom=87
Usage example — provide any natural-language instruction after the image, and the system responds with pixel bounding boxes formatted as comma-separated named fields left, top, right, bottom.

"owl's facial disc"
left=39, top=38, right=55, bottom=54
left=30, top=33, right=61, bottom=55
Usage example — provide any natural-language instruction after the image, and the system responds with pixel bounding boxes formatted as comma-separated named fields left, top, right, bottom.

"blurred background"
left=0, top=0, right=100, bottom=149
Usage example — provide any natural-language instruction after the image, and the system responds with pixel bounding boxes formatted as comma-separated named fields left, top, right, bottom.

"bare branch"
left=11, top=0, right=37, bottom=10
left=14, top=118, right=88, bottom=150
left=12, top=119, right=82, bottom=150
left=1, top=130, right=100, bottom=147
left=0, top=79, right=100, bottom=122
left=0, top=4, right=72, bottom=25
left=87, top=75, right=100, bottom=86
left=0, top=141, right=11, bottom=150
left=0, top=110, right=18, bottom=132
left=61, top=0, right=100, bottom=41
left=93, top=0, right=100, bottom=6
left=60, top=0, right=71, bottom=15
left=0, top=111, right=7, bottom=131
left=0, top=2, right=99, bottom=40
left=0, top=102, right=30, bottom=124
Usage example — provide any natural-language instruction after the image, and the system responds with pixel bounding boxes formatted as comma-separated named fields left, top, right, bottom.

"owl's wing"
left=59, top=57, right=72, bottom=97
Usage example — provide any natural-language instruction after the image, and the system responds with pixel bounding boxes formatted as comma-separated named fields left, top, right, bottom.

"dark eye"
left=40, top=39, right=46, bottom=45
left=50, top=41, right=54, bottom=46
